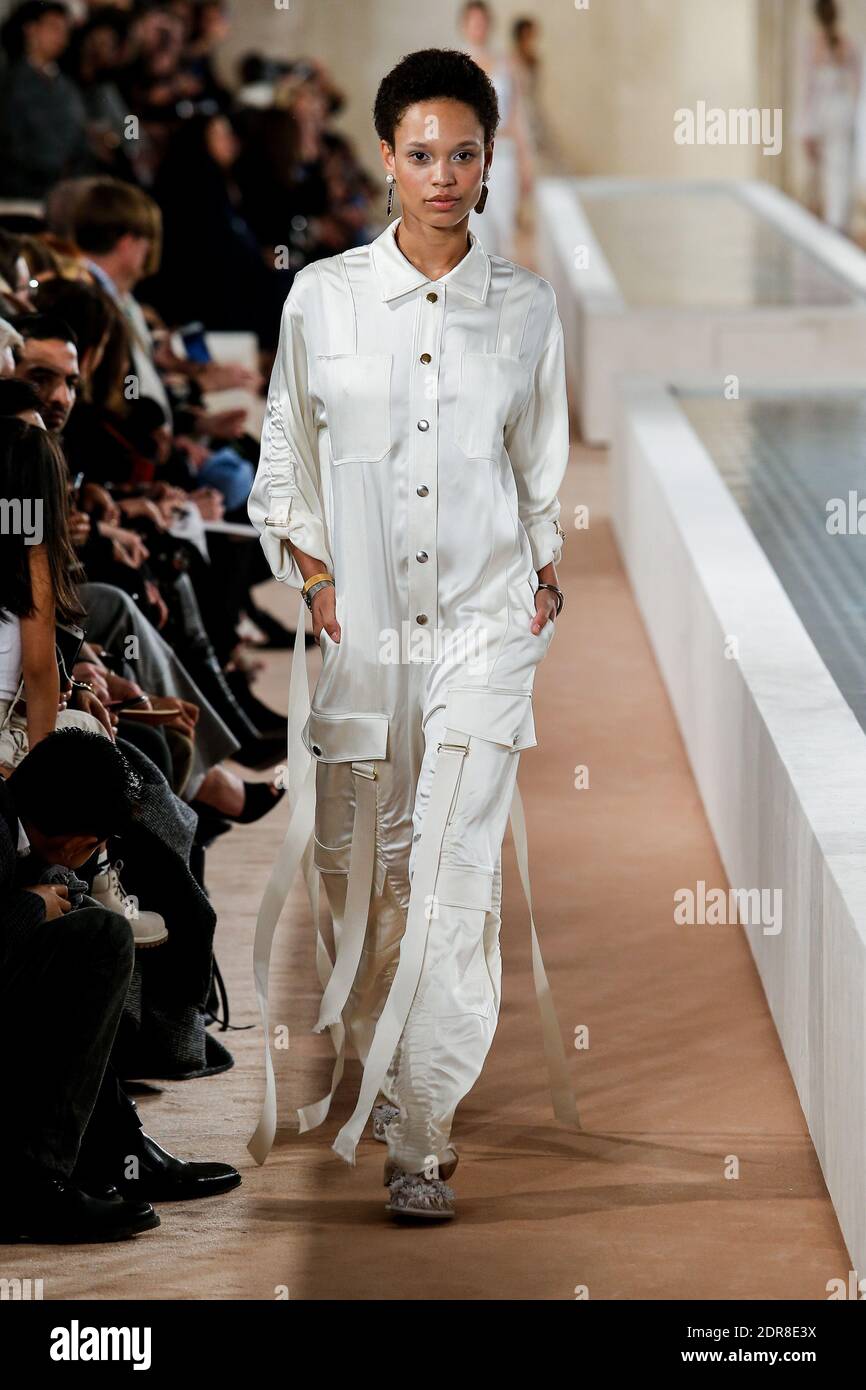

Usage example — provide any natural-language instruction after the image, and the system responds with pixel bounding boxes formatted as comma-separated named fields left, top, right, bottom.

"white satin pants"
left=324, top=704, right=521, bottom=1175
left=315, top=610, right=553, bottom=1172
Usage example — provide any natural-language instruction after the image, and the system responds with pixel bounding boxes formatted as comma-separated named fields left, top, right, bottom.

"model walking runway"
left=246, top=47, right=574, bottom=1220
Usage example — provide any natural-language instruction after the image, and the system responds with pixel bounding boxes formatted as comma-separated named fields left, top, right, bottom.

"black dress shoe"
left=77, top=1182, right=159, bottom=1222
left=111, top=1132, right=242, bottom=1202
left=0, top=1172, right=160, bottom=1244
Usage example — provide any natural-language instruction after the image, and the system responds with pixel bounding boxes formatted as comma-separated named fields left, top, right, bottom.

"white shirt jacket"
left=248, top=217, right=568, bottom=702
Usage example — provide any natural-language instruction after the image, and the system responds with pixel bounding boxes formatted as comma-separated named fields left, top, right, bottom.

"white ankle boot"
left=91, top=859, right=169, bottom=948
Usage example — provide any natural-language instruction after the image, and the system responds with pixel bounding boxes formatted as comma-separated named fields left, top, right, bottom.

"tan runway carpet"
left=3, top=441, right=850, bottom=1301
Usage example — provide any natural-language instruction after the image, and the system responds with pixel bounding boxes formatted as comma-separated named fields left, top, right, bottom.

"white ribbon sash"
left=248, top=600, right=579, bottom=1165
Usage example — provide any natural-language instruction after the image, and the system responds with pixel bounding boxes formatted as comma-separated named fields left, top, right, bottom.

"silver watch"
left=303, top=579, right=334, bottom=610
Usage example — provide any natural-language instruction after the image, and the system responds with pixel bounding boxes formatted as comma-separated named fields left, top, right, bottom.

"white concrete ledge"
left=538, top=177, right=866, bottom=445
left=611, top=376, right=866, bottom=1275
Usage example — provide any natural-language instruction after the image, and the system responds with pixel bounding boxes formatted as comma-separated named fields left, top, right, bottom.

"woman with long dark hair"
left=248, top=48, right=574, bottom=1220
left=0, top=413, right=87, bottom=759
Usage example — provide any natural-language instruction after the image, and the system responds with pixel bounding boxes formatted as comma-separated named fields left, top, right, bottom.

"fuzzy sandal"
left=385, top=1171, right=456, bottom=1222
left=371, top=1103, right=400, bottom=1143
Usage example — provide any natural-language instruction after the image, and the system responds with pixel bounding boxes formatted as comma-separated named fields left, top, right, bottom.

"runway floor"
left=4, top=437, right=851, bottom=1300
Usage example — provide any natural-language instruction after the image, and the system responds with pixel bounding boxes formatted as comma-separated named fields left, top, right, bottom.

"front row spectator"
left=0, top=729, right=241, bottom=1244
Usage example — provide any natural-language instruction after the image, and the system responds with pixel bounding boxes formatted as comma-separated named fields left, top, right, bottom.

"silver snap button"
left=417, top=419, right=429, bottom=432
left=416, top=550, right=428, bottom=563
left=416, top=485, right=429, bottom=497
left=416, top=614, right=428, bottom=625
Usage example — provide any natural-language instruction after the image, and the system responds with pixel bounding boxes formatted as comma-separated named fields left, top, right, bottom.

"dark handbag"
left=55, top=619, right=86, bottom=687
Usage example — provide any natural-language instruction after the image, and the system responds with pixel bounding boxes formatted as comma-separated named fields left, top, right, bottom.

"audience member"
left=0, top=0, right=377, bottom=1245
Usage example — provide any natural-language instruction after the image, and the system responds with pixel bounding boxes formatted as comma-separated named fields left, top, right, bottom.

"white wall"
left=217, top=0, right=768, bottom=184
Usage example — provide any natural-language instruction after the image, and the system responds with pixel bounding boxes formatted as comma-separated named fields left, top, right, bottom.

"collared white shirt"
left=248, top=216, right=568, bottom=722
left=16, top=818, right=29, bottom=856
left=84, top=259, right=172, bottom=423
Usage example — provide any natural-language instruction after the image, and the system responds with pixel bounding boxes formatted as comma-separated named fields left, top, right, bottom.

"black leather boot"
left=168, top=574, right=286, bottom=766
left=224, top=668, right=286, bottom=739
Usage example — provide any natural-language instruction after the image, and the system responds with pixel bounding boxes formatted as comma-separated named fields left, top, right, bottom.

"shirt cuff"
left=523, top=514, right=565, bottom=571
left=260, top=499, right=331, bottom=589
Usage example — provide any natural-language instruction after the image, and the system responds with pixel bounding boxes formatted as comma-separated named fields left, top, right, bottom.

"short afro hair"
left=373, top=48, right=499, bottom=149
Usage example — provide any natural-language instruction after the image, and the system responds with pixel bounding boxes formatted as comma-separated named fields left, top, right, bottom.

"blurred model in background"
left=801, top=0, right=863, bottom=236
left=459, top=0, right=533, bottom=259
left=511, top=14, right=561, bottom=177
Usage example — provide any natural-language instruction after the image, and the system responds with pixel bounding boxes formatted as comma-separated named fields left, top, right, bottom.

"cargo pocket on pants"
left=305, top=709, right=389, bottom=876
left=426, top=863, right=495, bottom=1019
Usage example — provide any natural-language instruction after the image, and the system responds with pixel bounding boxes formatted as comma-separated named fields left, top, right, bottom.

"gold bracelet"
left=302, top=571, right=334, bottom=594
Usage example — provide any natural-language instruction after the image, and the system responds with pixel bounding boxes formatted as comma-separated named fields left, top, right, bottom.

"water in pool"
left=678, top=388, right=866, bottom=733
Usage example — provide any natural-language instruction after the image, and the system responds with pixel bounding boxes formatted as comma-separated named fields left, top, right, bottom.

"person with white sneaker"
left=90, top=850, right=168, bottom=948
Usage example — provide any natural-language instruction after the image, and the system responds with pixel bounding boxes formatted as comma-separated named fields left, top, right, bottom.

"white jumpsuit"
left=246, top=216, right=574, bottom=1174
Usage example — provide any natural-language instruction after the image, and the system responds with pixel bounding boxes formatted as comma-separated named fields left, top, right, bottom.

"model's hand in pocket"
left=531, top=588, right=558, bottom=637
left=312, top=585, right=341, bottom=645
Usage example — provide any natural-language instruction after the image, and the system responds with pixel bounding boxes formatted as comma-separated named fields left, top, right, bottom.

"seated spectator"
left=182, top=0, right=233, bottom=112
left=67, top=177, right=172, bottom=423
left=0, top=1, right=88, bottom=199
left=0, top=376, right=284, bottom=813
left=0, top=391, right=261, bottom=1071
left=0, top=728, right=241, bottom=1245
left=0, top=317, right=23, bottom=375
left=0, top=228, right=36, bottom=317
left=63, top=6, right=143, bottom=182
left=0, top=400, right=168, bottom=944
left=150, top=112, right=290, bottom=348
left=12, top=309, right=81, bottom=433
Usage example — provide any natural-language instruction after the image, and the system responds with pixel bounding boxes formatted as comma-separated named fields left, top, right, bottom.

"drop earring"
left=474, top=176, right=489, bottom=214
left=386, top=173, right=396, bottom=218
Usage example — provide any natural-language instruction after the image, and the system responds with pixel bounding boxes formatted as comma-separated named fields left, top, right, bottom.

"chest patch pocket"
left=316, top=353, right=392, bottom=464
left=454, top=351, right=529, bottom=461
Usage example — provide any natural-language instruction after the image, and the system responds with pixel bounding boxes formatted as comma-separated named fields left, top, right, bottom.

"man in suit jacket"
left=0, top=727, right=240, bottom=1245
